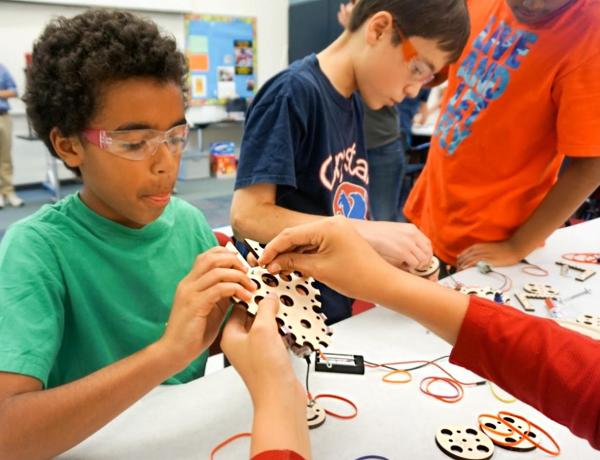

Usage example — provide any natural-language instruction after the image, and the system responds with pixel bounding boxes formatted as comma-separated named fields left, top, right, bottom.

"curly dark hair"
left=23, top=9, right=188, bottom=175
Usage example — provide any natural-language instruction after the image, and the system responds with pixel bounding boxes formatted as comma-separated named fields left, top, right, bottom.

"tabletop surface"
left=59, top=219, right=600, bottom=459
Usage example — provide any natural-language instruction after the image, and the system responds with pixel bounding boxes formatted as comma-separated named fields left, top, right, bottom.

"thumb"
left=265, top=253, right=314, bottom=278
left=253, top=293, right=280, bottom=328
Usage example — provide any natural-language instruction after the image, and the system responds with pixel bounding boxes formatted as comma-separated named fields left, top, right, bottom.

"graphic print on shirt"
left=333, top=182, right=368, bottom=219
left=319, top=142, right=369, bottom=218
left=434, top=17, right=538, bottom=155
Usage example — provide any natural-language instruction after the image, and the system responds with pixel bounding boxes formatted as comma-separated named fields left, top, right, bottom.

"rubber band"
left=478, top=411, right=560, bottom=456
left=210, top=432, right=251, bottom=460
left=521, top=263, right=549, bottom=277
left=355, top=456, right=390, bottom=460
left=420, top=376, right=464, bottom=403
left=489, top=269, right=512, bottom=292
left=488, top=381, right=517, bottom=404
left=498, top=411, right=561, bottom=456
left=313, top=393, right=358, bottom=419
left=478, top=414, right=531, bottom=440
left=562, top=253, right=600, bottom=265
left=382, top=369, right=412, bottom=384
left=367, top=358, right=484, bottom=403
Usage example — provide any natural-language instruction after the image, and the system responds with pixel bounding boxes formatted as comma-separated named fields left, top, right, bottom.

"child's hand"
left=337, top=1, right=356, bottom=28
left=258, top=216, right=395, bottom=302
left=159, top=247, right=256, bottom=370
left=456, top=240, right=523, bottom=270
left=355, top=220, right=433, bottom=271
left=221, top=295, right=299, bottom=405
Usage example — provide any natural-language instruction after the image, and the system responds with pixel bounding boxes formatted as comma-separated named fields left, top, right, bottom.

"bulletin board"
left=184, top=14, right=257, bottom=106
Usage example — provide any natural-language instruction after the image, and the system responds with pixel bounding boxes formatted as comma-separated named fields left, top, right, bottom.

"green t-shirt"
left=0, top=194, right=217, bottom=388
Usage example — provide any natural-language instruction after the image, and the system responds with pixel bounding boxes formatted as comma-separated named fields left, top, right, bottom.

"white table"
left=60, top=220, right=600, bottom=459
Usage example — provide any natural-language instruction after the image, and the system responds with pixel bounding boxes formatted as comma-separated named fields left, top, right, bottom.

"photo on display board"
left=234, top=39, right=254, bottom=75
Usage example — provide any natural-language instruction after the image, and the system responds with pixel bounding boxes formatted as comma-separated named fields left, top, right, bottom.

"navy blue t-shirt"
left=235, top=54, right=369, bottom=324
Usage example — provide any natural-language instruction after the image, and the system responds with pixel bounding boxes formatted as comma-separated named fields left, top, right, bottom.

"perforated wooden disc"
left=576, top=314, right=600, bottom=330
left=409, top=256, right=440, bottom=278
left=435, top=425, right=494, bottom=460
left=459, top=286, right=500, bottom=301
left=307, top=399, right=326, bottom=429
left=479, top=415, right=538, bottom=452
left=226, top=241, right=333, bottom=353
left=555, top=319, right=600, bottom=340
left=522, top=283, right=559, bottom=299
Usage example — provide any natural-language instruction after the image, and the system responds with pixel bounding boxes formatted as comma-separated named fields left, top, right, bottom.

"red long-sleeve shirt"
left=450, top=296, right=600, bottom=450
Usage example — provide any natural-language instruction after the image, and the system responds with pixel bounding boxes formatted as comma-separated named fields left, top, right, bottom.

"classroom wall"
left=0, top=0, right=289, bottom=185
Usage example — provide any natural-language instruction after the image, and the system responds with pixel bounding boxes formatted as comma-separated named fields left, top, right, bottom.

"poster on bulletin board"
left=185, top=14, right=257, bottom=105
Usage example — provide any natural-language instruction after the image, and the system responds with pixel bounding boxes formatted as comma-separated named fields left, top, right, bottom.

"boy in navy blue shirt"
left=231, top=0, right=470, bottom=323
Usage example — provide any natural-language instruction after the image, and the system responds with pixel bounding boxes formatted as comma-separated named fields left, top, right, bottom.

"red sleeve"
left=252, top=450, right=305, bottom=460
left=450, top=296, right=600, bottom=449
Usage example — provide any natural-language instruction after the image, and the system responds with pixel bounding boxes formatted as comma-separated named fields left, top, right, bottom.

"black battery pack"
left=314, top=352, right=365, bottom=375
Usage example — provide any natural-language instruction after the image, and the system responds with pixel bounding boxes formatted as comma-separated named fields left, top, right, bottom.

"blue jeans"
left=367, top=138, right=405, bottom=221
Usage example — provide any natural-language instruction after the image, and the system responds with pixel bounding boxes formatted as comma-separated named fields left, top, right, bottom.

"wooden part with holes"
left=435, top=425, right=494, bottom=460
left=307, top=400, right=326, bottom=429
left=522, top=283, right=560, bottom=299
left=409, top=256, right=440, bottom=278
left=515, top=293, right=536, bottom=312
left=555, top=261, right=596, bottom=282
left=479, top=415, right=538, bottom=452
left=228, top=241, right=333, bottom=353
left=556, top=319, right=600, bottom=341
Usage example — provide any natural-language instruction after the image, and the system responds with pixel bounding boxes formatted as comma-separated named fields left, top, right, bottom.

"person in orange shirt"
left=404, top=0, right=600, bottom=270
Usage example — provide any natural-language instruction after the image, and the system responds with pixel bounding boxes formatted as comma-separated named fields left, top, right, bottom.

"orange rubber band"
left=522, top=264, right=549, bottom=277
left=382, top=369, right=412, bottom=384
left=210, top=432, right=251, bottom=460
left=368, top=358, right=482, bottom=403
left=313, top=393, right=358, bottom=419
left=420, top=376, right=463, bottom=403
left=478, top=413, right=531, bottom=445
left=562, top=253, right=600, bottom=265
left=478, top=412, right=560, bottom=456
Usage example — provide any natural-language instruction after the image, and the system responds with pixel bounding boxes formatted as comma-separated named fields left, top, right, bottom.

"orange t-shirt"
left=404, top=0, right=600, bottom=265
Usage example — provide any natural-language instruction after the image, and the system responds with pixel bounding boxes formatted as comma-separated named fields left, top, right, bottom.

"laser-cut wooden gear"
left=479, top=414, right=539, bottom=452
left=556, top=261, right=596, bottom=282
left=306, top=399, right=326, bottom=429
left=459, top=286, right=500, bottom=301
left=576, top=314, right=600, bottom=330
left=409, top=256, right=440, bottom=278
left=435, top=425, right=494, bottom=460
left=522, top=283, right=559, bottom=298
left=225, top=240, right=333, bottom=354
left=515, top=283, right=560, bottom=312
left=555, top=318, right=600, bottom=341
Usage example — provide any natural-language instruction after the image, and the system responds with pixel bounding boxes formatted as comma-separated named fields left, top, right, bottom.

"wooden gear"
left=226, top=240, right=333, bottom=354
left=576, top=314, right=600, bottom=331
left=409, top=256, right=440, bottom=278
left=514, top=283, right=559, bottom=312
left=435, top=425, right=494, bottom=460
left=555, top=318, right=600, bottom=341
left=556, top=261, right=596, bottom=282
left=479, top=414, right=539, bottom=452
left=459, top=286, right=501, bottom=302
left=306, top=399, right=326, bottom=429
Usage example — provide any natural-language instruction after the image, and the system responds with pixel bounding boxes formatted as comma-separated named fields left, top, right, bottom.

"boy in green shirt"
left=0, top=10, right=255, bottom=458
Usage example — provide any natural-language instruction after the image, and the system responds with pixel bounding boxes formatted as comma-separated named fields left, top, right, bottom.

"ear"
left=364, top=11, right=394, bottom=46
left=49, top=127, right=86, bottom=169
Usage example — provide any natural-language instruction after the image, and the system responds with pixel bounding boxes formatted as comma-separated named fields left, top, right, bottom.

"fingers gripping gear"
left=227, top=239, right=333, bottom=354
left=409, top=256, right=440, bottom=278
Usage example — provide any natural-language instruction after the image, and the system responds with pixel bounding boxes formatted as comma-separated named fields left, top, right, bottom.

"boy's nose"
left=404, top=82, right=422, bottom=99
left=151, top=142, right=178, bottom=175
